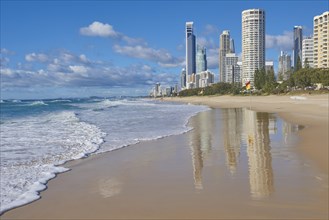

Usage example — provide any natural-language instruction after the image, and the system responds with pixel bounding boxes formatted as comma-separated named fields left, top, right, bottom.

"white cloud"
left=80, top=21, right=119, bottom=38
left=1, top=50, right=178, bottom=89
left=25, top=53, right=49, bottom=62
left=80, top=21, right=145, bottom=46
left=113, top=44, right=183, bottom=67
left=69, top=65, right=88, bottom=74
left=79, top=54, right=89, bottom=63
left=266, top=31, right=293, bottom=51
left=1, top=48, right=15, bottom=55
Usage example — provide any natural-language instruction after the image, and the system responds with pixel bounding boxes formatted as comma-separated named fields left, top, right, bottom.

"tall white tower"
left=242, top=9, right=265, bottom=86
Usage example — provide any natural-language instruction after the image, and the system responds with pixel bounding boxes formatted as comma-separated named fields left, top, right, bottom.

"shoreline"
left=2, top=94, right=328, bottom=219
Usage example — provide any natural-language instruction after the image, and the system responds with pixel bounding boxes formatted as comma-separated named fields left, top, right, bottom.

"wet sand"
left=2, top=95, right=328, bottom=219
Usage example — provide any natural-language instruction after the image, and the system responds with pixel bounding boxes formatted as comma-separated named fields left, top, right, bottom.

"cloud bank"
left=266, top=31, right=293, bottom=51
left=1, top=50, right=179, bottom=89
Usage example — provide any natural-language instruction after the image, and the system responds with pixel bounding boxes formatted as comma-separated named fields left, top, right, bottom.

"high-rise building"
left=219, top=30, right=231, bottom=82
left=293, top=26, right=303, bottom=70
left=196, top=45, right=207, bottom=74
left=313, top=11, right=329, bottom=68
left=302, top=36, right=314, bottom=68
left=242, top=9, right=265, bottom=86
left=181, top=68, right=186, bottom=88
left=224, top=53, right=241, bottom=84
left=278, top=51, right=292, bottom=81
left=195, top=70, right=214, bottom=88
left=230, top=38, right=235, bottom=53
left=186, top=22, right=196, bottom=88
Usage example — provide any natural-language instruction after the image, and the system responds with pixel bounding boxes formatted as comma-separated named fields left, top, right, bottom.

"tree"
left=295, top=56, right=302, bottom=72
left=304, top=58, right=310, bottom=69
left=254, top=68, right=266, bottom=90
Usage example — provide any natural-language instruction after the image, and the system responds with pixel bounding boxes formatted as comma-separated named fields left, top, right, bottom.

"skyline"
left=1, top=0, right=328, bottom=99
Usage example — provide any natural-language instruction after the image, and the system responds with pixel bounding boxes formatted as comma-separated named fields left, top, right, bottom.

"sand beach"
left=2, top=94, right=328, bottom=219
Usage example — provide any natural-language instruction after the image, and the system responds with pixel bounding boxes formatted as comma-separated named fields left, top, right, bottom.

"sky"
left=1, top=0, right=328, bottom=99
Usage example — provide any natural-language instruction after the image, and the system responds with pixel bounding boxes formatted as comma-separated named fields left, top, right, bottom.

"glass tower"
left=293, top=26, right=303, bottom=70
left=196, top=45, right=207, bottom=74
left=186, top=22, right=196, bottom=87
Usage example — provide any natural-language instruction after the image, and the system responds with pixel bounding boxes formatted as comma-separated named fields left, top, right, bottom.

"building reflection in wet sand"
left=189, top=108, right=280, bottom=199
left=243, top=109, right=275, bottom=199
left=221, top=108, right=243, bottom=174
left=189, top=111, right=214, bottom=190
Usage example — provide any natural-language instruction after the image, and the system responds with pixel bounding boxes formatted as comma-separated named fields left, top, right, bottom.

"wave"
left=28, top=101, right=48, bottom=106
left=0, top=111, right=105, bottom=215
left=49, top=99, right=72, bottom=103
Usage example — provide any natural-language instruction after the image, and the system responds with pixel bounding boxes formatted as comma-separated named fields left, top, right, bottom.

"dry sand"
left=2, top=94, right=328, bottom=219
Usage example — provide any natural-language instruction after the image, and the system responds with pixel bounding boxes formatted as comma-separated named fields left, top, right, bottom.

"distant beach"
left=2, top=94, right=328, bottom=219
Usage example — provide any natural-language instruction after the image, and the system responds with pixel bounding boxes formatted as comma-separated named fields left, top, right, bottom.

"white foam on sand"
left=0, top=111, right=105, bottom=215
left=290, top=96, right=307, bottom=100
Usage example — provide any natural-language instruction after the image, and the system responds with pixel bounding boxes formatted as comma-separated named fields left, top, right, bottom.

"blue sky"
left=1, top=0, right=328, bottom=99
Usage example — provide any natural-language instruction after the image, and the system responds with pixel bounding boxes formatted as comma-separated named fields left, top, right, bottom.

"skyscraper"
left=196, top=45, right=207, bottom=74
left=278, top=51, right=292, bottom=81
left=302, top=36, right=314, bottom=68
left=219, top=30, right=231, bottom=82
left=224, top=53, right=240, bottom=84
left=230, top=38, right=235, bottom=53
left=293, top=26, right=303, bottom=70
left=242, top=9, right=265, bottom=86
left=313, top=11, right=329, bottom=68
left=186, top=22, right=196, bottom=88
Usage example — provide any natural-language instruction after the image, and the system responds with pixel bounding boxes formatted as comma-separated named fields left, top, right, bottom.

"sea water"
left=0, top=97, right=208, bottom=214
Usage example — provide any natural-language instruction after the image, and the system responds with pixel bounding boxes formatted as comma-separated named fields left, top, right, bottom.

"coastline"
left=2, top=94, right=328, bottom=219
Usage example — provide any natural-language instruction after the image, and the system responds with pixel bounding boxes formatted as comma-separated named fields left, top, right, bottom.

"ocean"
left=0, top=97, right=209, bottom=214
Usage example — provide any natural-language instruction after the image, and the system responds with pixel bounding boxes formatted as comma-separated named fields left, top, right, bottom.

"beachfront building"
left=224, top=53, right=241, bottom=84
left=242, top=9, right=265, bottom=87
left=186, top=22, right=196, bottom=88
left=219, top=30, right=232, bottom=82
left=196, top=45, right=207, bottom=74
left=195, top=70, right=214, bottom=88
left=293, top=26, right=303, bottom=70
left=313, top=11, right=329, bottom=68
left=278, top=51, right=292, bottom=81
left=152, top=82, right=161, bottom=97
left=302, top=36, right=314, bottom=68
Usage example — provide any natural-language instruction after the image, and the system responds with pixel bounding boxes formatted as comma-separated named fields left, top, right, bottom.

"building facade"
left=302, top=36, right=314, bottom=68
left=219, top=30, right=231, bottom=82
left=242, top=9, right=265, bottom=87
left=224, top=53, right=241, bottom=84
left=313, top=11, right=329, bottom=68
left=195, top=70, right=214, bottom=88
left=186, top=22, right=196, bottom=88
left=293, top=26, right=303, bottom=70
left=278, top=51, right=292, bottom=81
left=196, top=45, right=207, bottom=74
